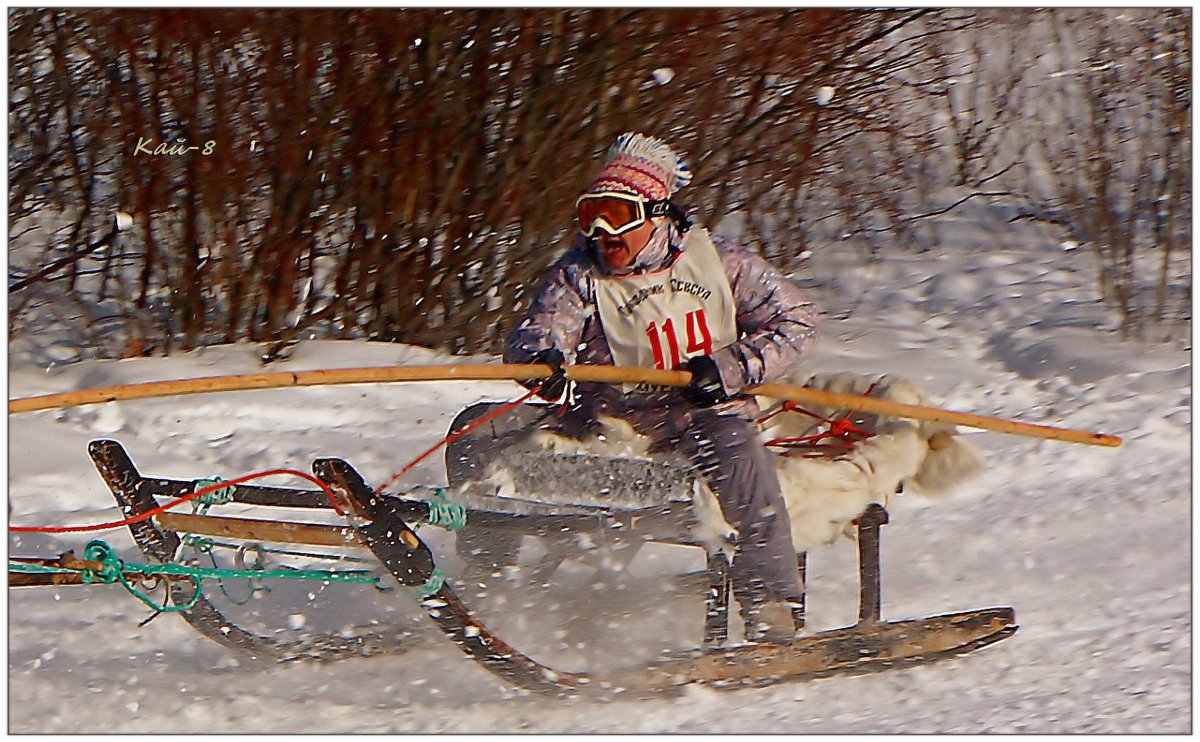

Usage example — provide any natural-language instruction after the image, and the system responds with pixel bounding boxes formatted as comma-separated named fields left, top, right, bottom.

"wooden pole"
left=9, top=363, right=1122, bottom=447
left=752, top=382, right=1124, bottom=448
left=9, top=552, right=194, bottom=587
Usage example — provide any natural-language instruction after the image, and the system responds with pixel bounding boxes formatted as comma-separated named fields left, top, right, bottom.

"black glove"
left=523, top=348, right=568, bottom=401
left=682, top=354, right=729, bottom=406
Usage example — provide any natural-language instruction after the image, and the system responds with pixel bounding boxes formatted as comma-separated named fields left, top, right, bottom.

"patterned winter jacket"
left=504, top=227, right=818, bottom=436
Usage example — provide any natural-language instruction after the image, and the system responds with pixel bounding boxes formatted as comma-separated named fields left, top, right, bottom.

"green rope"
left=10, top=558, right=380, bottom=584
left=175, top=533, right=258, bottom=605
left=10, top=540, right=380, bottom=613
left=11, top=563, right=79, bottom=575
left=408, top=567, right=446, bottom=600
left=209, top=539, right=264, bottom=605
left=183, top=474, right=266, bottom=606
left=192, top=477, right=237, bottom=509
left=82, top=540, right=203, bottom=613
left=191, top=538, right=376, bottom=565
left=415, top=487, right=467, bottom=531
left=127, top=560, right=380, bottom=584
left=182, top=532, right=215, bottom=555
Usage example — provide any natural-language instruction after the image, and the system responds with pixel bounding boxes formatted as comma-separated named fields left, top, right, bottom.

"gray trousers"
left=675, top=408, right=804, bottom=606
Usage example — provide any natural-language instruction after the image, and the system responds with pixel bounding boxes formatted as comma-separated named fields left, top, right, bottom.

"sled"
left=11, top=411, right=1017, bottom=694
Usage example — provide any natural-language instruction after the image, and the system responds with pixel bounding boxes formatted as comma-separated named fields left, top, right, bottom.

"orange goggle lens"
left=576, top=193, right=647, bottom=237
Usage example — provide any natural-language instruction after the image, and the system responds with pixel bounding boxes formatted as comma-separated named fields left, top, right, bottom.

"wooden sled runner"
left=10, top=435, right=1017, bottom=694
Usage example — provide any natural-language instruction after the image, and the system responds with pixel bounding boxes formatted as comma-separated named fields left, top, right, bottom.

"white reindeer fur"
left=519, top=372, right=985, bottom=556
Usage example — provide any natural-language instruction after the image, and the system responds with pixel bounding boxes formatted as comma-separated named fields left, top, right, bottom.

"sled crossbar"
left=155, top=512, right=363, bottom=548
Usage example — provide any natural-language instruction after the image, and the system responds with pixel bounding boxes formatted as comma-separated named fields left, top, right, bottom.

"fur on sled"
left=526, top=372, right=985, bottom=556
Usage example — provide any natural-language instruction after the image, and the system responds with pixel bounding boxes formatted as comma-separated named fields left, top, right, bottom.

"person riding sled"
left=504, top=132, right=819, bottom=642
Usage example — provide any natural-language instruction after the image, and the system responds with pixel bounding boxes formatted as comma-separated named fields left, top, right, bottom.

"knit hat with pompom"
left=586, top=132, right=692, bottom=201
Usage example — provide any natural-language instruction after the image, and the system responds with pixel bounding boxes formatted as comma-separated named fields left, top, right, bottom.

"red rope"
left=10, top=385, right=546, bottom=534
left=755, top=400, right=797, bottom=425
left=9, top=468, right=346, bottom=535
left=374, top=385, right=543, bottom=494
left=764, top=417, right=874, bottom=449
left=762, top=382, right=880, bottom=452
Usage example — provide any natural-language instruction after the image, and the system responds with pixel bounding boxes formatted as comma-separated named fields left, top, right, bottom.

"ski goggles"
left=576, top=191, right=674, bottom=237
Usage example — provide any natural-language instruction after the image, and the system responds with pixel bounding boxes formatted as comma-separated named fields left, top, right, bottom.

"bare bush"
left=8, top=8, right=1189, bottom=356
left=913, top=9, right=1190, bottom=338
left=8, top=9, right=974, bottom=356
left=1025, top=8, right=1191, bottom=339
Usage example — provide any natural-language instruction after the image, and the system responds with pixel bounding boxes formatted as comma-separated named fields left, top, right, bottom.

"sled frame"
left=84, top=439, right=694, bottom=662
left=87, top=440, right=418, bottom=662
left=78, top=439, right=1017, bottom=692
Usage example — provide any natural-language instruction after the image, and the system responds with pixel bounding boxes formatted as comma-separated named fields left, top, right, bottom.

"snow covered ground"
left=7, top=219, right=1190, bottom=733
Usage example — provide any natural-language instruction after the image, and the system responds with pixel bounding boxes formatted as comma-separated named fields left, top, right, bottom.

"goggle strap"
left=648, top=199, right=693, bottom=232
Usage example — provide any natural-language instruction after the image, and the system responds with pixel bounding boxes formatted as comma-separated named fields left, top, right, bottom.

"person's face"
left=596, top=217, right=657, bottom=271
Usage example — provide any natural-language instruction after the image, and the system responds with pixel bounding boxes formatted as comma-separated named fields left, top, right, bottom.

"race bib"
left=595, top=228, right=738, bottom=393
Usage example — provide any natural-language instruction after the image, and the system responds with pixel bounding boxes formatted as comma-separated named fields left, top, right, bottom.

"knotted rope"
left=9, top=539, right=382, bottom=611
left=192, top=477, right=236, bottom=508
left=411, top=486, right=467, bottom=531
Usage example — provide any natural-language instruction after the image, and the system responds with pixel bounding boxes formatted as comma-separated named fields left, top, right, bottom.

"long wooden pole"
left=9, top=363, right=1122, bottom=447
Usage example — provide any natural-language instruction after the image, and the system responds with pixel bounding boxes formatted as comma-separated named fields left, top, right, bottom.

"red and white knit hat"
left=586, top=132, right=692, bottom=201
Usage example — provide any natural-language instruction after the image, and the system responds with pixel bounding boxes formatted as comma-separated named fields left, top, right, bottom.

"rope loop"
left=82, top=539, right=203, bottom=612
left=13, top=540, right=380, bottom=614
left=408, top=567, right=446, bottom=600
left=182, top=533, right=216, bottom=555
left=192, top=477, right=236, bottom=510
left=416, top=487, right=467, bottom=531
left=82, top=540, right=124, bottom=584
